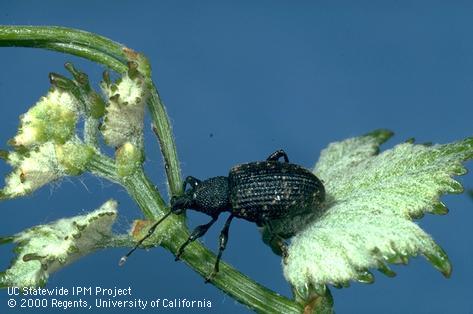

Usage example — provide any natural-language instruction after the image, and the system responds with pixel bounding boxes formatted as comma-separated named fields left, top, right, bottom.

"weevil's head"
left=171, top=176, right=230, bottom=217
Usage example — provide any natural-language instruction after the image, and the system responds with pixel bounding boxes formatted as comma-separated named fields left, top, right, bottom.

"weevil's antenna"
left=119, top=210, right=173, bottom=266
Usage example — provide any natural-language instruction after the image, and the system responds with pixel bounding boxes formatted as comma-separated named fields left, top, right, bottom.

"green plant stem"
left=87, top=152, right=119, bottom=183
left=88, top=153, right=165, bottom=219
left=0, top=26, right=127, bottom=72
left=100, top=234, right=136, bottom=249
left=84, top=117, right=100, bottom=148
left=148, top=86, right=183, bottom=196
left=37, top=42, right=126, bottom=73
left=121, top=168, right=166, bottom=219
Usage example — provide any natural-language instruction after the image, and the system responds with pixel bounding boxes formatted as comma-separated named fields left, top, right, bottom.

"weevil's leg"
left=183, top=176, right=201, bottom=191
left=175, top=215, right=219, bottom=261
left=205, top=214, right=234, bottom=283
left=266, top=149, right=289, bottom=163
left=264, top=220, right=289, bottom=264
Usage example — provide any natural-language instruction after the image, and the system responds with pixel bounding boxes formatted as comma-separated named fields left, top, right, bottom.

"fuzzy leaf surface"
left=283, top=130, right=473, bottom=293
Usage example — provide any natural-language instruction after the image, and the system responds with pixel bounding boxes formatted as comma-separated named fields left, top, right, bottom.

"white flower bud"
left=100, top=68, right=148, bottom=147
left=12, top=88, right=80, bottom=147
left=115, top=142, right=143, bottom=178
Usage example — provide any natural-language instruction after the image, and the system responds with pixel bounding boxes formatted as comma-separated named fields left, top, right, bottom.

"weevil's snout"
left=170, top=195, right=191, bottom=214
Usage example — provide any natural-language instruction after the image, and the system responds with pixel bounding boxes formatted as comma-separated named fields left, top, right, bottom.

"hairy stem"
left=121, top=168, right=166, bottom=219
left=99, top=234, right=136, bottom=249
left=84, top=117, right=101, bottom=148
left=87, top=152, right=120, bottom=183
left=0, top=26, right=127, bottom=72
left=148, top=86, right=183, bottom=196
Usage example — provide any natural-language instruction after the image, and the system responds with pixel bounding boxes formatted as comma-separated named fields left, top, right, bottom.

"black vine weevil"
left=119, top=149, right=325, bottom=281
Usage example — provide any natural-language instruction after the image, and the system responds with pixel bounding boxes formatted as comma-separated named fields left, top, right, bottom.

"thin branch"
left=0, top=26, right=126, bottom=65
left=149, top=86, right=183, bottom=197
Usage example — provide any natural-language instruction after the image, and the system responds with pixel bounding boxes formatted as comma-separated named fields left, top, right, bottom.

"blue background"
left=1, top=1, right=472, bottom=313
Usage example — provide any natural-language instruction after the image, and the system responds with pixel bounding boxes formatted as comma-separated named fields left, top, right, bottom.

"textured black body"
left=228, top=161, right=325, bottom=225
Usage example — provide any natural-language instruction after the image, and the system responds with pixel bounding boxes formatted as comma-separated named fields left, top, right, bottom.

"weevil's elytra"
left=119, top=149, right=325, bottom=282
left=229, top=161, right=324, bottom=225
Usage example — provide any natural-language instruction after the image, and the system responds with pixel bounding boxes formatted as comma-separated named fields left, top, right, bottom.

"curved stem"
left=149, top=86, right=183, bottom=196
left=1, top=40, right=127, bottom=73
left=0, top=26, right=126, bottom=63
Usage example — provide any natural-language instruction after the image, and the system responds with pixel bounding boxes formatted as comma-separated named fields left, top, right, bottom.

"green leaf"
left=284, top=130, right=473, bottom=293
left=0, top=200, right=118, bottom=288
